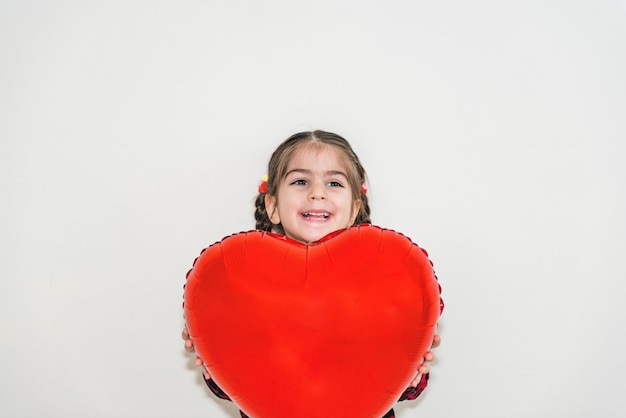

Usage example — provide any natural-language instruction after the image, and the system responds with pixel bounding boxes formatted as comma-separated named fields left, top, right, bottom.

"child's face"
left=265, top=146, right=361, bottom=244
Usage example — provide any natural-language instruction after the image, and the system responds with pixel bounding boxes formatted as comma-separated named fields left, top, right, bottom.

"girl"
left=183, top=130, right=441, bottom=417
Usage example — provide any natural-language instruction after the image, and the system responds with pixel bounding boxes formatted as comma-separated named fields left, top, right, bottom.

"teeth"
left=302, top=212, right=329, bottom=219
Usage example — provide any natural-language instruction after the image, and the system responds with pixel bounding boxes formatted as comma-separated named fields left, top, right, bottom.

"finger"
left=202, top=366, right=211, bottom=380
left=195, top=357, right=203, bottom=366
left=182, top=327, right=190, bottom=340
left=423, top=351, right=435, bottom=362
left=419, top=362, right=430, bottom=375
left=431, top=334, right=441, bottom=348
left=184, top=338, right=195, bottom=353
left=410, top=373, right=421, bottom=387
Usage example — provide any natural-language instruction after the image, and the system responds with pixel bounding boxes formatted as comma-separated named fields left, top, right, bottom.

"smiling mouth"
left=302, top=212, right=330, bottom=220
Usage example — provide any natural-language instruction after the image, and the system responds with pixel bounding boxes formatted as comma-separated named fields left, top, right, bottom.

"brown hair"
left=255, top=130, right=371, bottom=233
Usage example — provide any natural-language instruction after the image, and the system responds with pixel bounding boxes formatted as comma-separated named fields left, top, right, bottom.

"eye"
left=290, top=179, right=308, bottom=186
left=327, top=181, right=344, bottom=188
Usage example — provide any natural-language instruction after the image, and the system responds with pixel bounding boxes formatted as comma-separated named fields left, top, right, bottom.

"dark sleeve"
left=398, top=373, right=429, bottom=401
left=204, top=374, right=427, bottom=417
left=204, top=378, right=250, bottom=418
left=205, top=377, right=232, bottom=400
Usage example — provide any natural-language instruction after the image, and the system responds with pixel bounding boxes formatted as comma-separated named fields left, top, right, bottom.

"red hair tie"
left=258, top=175, right=268, bottom=194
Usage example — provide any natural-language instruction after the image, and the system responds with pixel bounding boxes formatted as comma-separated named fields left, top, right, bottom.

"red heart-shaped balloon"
left=184, top=225, right=442, bottom=418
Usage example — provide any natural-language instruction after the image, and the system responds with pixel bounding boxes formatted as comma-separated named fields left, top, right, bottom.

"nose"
left=308, top=183, right=326, bottom=200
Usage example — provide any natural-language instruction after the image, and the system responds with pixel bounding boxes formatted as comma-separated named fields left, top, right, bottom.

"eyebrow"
left=285, top=169, right=348, bottom=179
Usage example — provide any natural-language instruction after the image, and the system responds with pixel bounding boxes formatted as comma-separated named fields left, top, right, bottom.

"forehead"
left=287, top=143, right=348, bottom=171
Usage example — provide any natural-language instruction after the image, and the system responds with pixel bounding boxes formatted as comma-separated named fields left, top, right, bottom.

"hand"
left=409, top=334, right=441, bottom=387
left=182, top=327, right=211, bottom=380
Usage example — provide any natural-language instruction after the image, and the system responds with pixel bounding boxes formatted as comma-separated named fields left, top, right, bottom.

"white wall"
left=1, top=1, right=624, bottom=417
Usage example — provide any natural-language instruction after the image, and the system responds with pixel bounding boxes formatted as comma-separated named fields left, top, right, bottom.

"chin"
left=305, top=229, right=342, bottom=244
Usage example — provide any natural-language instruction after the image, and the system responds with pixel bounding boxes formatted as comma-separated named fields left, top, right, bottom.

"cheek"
left=273, top=193, right=300, bottom=221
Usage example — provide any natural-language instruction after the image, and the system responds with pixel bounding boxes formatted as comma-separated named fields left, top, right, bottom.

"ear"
left=350, top=199, right=362, bottom=225
left=264, top=194, right=281, bottom=225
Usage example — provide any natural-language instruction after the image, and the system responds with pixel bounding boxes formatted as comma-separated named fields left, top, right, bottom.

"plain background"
left=1, top=1, right=624, bottom=417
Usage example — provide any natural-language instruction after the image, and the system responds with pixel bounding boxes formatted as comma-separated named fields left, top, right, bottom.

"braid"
left=355, top=189, right=372, bottom=225
left=254, top=193, right=273, bottom=232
